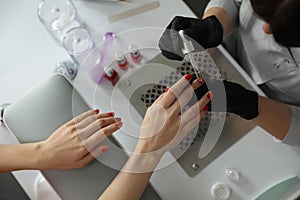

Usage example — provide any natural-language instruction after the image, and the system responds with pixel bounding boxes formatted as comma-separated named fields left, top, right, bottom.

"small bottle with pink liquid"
left=129, top=44, right=142, bottom=63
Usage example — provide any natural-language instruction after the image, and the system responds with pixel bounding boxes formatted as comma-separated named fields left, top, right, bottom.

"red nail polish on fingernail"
left=101, top=146, right=110, bottom=153
left=203, top=105, right=209, bottom=112
left=185, top=74, right=192, bottom=81
left=109, top=112, right=115, bottom=117
left=199, top=77, right=204, bottom=84
left=164, top=87, right=169, bottom=93
left=207, top=91, right=213, bottom=99
left=94, top=109, right=99, bottom=114
left=117, top=121, right=123, bottom=127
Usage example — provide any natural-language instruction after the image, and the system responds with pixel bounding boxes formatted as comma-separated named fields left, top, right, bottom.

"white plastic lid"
left=211, top=183, right=231, bottom=200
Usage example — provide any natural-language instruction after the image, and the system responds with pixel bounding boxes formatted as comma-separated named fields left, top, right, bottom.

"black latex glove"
left=159, top=15, right=223, bottom=61
left=192, top=77, right=259, bottom=120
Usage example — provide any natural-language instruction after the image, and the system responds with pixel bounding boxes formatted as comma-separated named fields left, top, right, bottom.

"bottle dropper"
left=179, top=30, right=201, bottom=79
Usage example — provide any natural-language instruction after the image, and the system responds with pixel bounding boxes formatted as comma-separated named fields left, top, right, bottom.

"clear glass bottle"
left=63, top=27, right=105, bottom=82
left=37, top=0, right=82, bottom=46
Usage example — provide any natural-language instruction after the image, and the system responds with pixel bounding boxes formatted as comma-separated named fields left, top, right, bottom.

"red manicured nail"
left=164, top=87, right=169, bottom=93
left=198, top=77, right=204, bottom=84
left=94, top=109, right=99, bottom=114
left=101, top=146, right=110, bottom=153
left=207, top=91, right=213, bottom=99
left=109, top=112, right=115, bottom=117
left=185, top=74, right=192, bottom=81
left=117, top=121, right=123, bottom=127
left=203, top=105, right=209, bottom=112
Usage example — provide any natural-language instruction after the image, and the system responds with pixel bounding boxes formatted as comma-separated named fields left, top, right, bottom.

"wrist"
left=0, top=143, right=41, bottom=172
left=240, top=89, right=259, bottom=120
left=223, top=81, right=259, bottom=120
left=124, top=149, right=163, bottom=173
left=17, top=143, right=43, bottom=170
left=205, top=15, right=224, bottom=47
left=33, top=141, right=51, bottom=170
left=134, top=140, right=167, bottom=157
left=203, top=7, right=231, bottom=36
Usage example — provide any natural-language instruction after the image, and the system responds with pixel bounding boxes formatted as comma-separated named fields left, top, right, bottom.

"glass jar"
left=38, top=0, right=83, bottom=46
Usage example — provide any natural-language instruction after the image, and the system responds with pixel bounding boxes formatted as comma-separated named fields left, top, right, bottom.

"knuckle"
left=78, top=145, right=89, bottom=156
left=169, top=107, right=179, bottom=116
left=101, top=128, right=109, bottom=136
left=191, top=105, right=199, bottom=115
left=70, top=133, right=79, bottom=142
left=98, top=119, right=104, bottom=127
left=187, top=108, right=195, bottom=117
left=169, top=92, right=178, bottom=102
left=65, top=119, right=74, bottom=127
left=87, top=116, right=96, bottom=123
left=66, top=125, right=77, bottom=133
left=170, top=88, right=180, bottom=97
left=60, top=123, right=69, bottom=131
left=181, top=95, right=190, bottom=104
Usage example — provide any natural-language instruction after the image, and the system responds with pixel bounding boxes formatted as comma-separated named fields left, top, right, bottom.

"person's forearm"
left=0, top=143, right=42, bottom=173
left=252, top=96, right=291, bottom=140
left=98, top=168, right=153, bottom=200
left=98, top=151, right=162, bottom=200
left=203, top=7, right=231, bottom=36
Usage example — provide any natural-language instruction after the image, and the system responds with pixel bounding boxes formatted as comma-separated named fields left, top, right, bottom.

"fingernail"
left=115, top=117, right=122, bottom=122
left=198, top=77, right=204, bottom=84
left=164, top=87, right=169, bottom=93
left=101, top=146, right=110, bottom=153
left=117, top=121, right=123, bottom=127
left=203, top=105, right=209, bottom=112
left=185, top=74, right=192, bottom=81
left=207, top=91, right=213, bottom=99
left=94, top=109, right=99, bottom=114
left=109, top=112, right=115, bottom=117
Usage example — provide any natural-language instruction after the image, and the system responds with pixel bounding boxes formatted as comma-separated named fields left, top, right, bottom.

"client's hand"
left=98, top=75, right=212, bottom=200
left=37, top=109, right=122, bottom=170
left=134, top=74, right=212, bottom=155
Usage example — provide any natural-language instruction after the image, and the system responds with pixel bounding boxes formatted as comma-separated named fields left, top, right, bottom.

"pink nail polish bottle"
left=104, top=67, right=120, bottom=86
left=115, top=52, right=128, bottom=70
left=129, top=44, right=142, bottom=63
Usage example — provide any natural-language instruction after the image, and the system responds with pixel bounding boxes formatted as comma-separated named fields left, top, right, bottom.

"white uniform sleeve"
left=205, top=0, right=242, bottom=32
left=282, top=105, right=300, bottom=146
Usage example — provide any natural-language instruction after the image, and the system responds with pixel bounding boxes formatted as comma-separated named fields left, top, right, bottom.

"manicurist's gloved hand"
left=159, top=16, right=223, bottom=60
left=192, top=77, right=259, bottom=120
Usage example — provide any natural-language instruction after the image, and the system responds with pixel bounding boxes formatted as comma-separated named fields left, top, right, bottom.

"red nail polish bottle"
left=104, top=68, right=120, bottom=86
left=129, top=44, right=142, bottom=63
left=115, top=52, right=128, bottom=70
